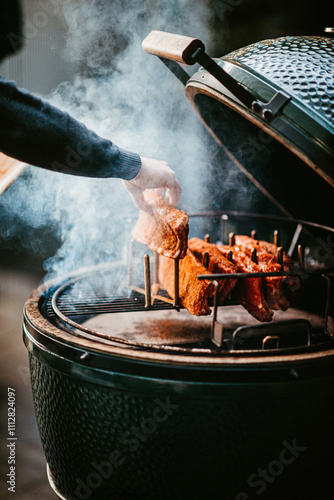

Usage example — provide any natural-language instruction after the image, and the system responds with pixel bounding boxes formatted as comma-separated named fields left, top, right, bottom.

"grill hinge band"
left=191, top=48, right=291, bottom=120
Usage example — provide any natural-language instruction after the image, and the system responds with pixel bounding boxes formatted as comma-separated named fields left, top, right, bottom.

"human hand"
left=123, top=156, right=181, bottom=210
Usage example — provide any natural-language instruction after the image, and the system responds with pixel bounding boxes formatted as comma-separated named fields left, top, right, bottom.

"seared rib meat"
left=238, top=236, right=295, bottom=276
left=159, top=249, right=215, bottom=316
left=234, top=235, right=290, bottom=310
left=235, top=235, right=301, bottom=305
left=237, top=236, right=292, bottom=269
left=132, top=190, right=189, bottom=259
left=188, top=237, right=238, bottom=304
left=218, top=245, right=273, bottom=322
left=257, top=238, right=301, bottom=301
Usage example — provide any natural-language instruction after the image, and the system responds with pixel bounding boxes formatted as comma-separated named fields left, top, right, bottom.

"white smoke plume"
left=0, top=0, right=212, bottom=282
left=0, top=0, right=262, bottom=289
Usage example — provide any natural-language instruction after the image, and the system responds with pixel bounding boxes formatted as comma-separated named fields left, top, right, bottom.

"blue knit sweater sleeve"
left=0, top=76, right=142, bottom=179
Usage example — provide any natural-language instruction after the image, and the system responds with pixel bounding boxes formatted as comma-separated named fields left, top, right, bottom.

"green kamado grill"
left=23, top=31, right=334, bottom=500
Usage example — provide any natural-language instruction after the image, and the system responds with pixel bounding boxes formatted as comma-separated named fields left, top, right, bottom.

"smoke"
left=0, top=0, right=212, bottom=284
left=60, top=0, right=210, bottom=75
left=0, top=0, right=268, bottom=292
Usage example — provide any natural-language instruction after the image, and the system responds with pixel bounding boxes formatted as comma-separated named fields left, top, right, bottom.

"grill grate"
left=48, top=292, right=173, bottom=316
left=45, top=260, right=177, bottom=322
left=47, top=289, right=174, bottom=318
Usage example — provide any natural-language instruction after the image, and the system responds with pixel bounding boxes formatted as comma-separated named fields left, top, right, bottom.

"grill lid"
left=225, top=36, right=334, bottom=131
left=186, top=36, right=334, bottom=186
left=143, top=32, right=334, bottom=224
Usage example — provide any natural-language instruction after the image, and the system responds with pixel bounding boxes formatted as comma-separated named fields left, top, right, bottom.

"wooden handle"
left=142, top=30, right=205, bottom=65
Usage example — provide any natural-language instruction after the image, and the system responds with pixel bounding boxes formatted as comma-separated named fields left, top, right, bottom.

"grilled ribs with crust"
left=188, top=237, right=238, bottom=304
left=132, top=190, right=189, bottom=259
left=257, top=238, right=301, bottom=301
left=234, top=235, right=299, bottom=306
left=159, top=250, right=215, bottom=316
left=218, top=245, right=274, bottom=322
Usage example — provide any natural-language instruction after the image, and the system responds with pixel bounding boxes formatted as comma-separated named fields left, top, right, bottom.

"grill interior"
left=41, top=211, right=334, bottom=355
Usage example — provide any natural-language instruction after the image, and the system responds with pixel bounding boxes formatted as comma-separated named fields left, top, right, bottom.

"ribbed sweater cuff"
left=116, top=148, right=142, bottom=180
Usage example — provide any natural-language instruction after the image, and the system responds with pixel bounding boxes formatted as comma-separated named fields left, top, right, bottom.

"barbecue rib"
left=234, top=235, right=300, bottom=306
left=218, top=245, right=274, bottom=322
left=257, top=238, right=301, bottom=301
left=132, top=190, right=189, bottom=259
left=188, top=237, right=238, bottom=304
left=159, top=249, right=215, bottom=316
left=238, top=237, right=295, bottom=275
left=234, top=235, right=290, bottom=310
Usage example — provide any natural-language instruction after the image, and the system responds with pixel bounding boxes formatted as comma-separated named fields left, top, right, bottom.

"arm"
left=0, top=76, right=141, bottom=179
left=0, top=76, right=181, bottom=208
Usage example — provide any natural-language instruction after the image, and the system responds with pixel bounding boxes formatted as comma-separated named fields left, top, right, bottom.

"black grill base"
left=30, top=352, right=334, bottom=500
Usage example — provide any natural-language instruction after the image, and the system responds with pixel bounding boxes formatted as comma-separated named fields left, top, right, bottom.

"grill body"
left=24, top=263, right=334, bottom=500
left=27, top=351, right=334, bottom=500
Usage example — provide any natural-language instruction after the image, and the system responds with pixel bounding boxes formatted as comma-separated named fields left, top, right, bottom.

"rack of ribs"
left=256, top=238, right=301, bottom=301
left=235, top=235, right=292, bottom=268
left=218, top=245, right=274, bottom=322
left=234, top=235, right=300, bottom=306
left=188, top=237, right=238, bottom=304
left=132, top=190, right=189, bottom=259
left=159, top=249, right=215, bottom=316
